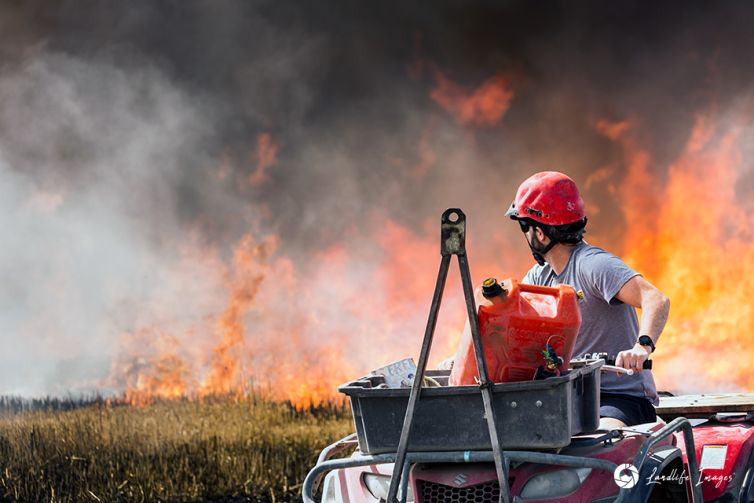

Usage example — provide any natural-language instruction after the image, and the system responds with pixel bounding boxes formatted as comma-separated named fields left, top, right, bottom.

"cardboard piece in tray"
left=369, top=358, right=417, bottom=388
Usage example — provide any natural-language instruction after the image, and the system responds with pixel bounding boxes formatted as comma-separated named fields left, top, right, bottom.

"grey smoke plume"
left=0, top=52, right=221, bottom=393
left=2, top=1, right=754, bottom=396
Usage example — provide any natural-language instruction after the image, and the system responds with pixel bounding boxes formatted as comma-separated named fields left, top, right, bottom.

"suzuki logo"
left=454, top=473, right=468, bottom=486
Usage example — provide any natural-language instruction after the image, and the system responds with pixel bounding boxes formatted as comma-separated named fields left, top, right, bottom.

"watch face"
left=638, top=336, right=655, bottom=352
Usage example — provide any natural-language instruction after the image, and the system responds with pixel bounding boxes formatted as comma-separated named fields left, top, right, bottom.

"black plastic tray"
left=339, top=361, right=602, bottom=454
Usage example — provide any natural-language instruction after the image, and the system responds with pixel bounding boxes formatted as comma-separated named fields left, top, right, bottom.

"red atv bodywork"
left=675, top=418, right=754, bottom=500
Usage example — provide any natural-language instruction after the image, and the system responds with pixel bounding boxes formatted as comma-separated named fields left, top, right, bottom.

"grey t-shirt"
left=522, top=242, right=659, bottom=405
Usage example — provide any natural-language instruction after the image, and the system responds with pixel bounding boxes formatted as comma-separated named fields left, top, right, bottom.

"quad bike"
left=302, top=209, right=754, bottom=503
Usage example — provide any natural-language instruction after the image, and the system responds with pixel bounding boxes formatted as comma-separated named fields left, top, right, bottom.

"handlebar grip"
left=604, top=357, right=652, bottom=370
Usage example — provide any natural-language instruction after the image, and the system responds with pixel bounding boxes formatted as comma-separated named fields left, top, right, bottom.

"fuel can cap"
left=482, top=278, right=504, bottom=298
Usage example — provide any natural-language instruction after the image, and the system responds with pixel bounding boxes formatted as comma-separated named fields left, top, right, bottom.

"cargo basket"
left=339, top=361, right=601, bottom=454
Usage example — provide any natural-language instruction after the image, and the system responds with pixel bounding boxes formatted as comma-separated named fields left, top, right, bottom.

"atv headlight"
left=519, top=468, right=592, bottom=500
left=362, top=473, right=414, bottom=502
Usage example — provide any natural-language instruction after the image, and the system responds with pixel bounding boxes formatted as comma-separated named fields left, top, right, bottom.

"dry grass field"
left=0, top=397, right=353, bottom=502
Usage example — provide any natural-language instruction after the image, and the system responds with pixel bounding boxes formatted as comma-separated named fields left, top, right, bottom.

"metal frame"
left=385, top=209, right=509, bottom=503
left=302, top=417, right=704, bottom=503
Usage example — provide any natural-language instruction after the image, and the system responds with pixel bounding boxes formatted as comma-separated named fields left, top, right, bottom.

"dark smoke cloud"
left=2, top=0, right=754, bottom=394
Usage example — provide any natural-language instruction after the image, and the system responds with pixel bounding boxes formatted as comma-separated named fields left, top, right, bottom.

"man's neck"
left=543, top=243, right=578, bottom=275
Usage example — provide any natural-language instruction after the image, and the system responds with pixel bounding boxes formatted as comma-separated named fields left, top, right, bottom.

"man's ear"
left=536, top=227, right=550, bottom=243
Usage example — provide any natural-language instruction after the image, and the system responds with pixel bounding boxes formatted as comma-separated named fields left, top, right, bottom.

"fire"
left=201, top=234, right=271, bottom=395
left=115, top=329, right=195, bottom=406
left=248, top=132, right=279, bottom=186
left=599, top=113, right=754, bottom=393
left=111, top=232, right=276, bottom=405
left=110, top=214, right=471, bottom=407
left=430, top=71, right=514, bottom=127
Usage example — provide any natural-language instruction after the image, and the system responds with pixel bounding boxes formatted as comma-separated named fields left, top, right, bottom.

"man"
left=506, top=171, right=669, bottom=428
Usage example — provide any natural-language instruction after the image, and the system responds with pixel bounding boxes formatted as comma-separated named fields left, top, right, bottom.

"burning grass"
left=0, top=396, right=353, bottom=502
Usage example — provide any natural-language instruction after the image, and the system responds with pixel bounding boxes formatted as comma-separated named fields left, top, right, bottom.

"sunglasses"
left=518, top=221, right=532, bottom=233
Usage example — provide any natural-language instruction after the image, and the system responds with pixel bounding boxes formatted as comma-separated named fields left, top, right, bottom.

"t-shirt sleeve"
left=522, top=266, right=540, bottom=285
left=581, top=249, right=640, bottom=304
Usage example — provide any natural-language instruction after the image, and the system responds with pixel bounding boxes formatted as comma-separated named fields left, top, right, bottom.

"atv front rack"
left=302, top=417, right=704, bottom=503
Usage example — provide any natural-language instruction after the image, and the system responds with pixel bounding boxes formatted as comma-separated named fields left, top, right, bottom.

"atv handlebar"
left=570, top=354, right=652, bottom=371
left=605, top=357, right=652, bottom=370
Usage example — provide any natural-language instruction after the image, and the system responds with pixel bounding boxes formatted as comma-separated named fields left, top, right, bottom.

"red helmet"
left=505, top=171, right=586, bottom=226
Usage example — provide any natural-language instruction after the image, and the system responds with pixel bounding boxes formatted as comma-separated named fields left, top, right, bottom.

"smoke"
left=0, top=51, right=224, bottom=394
left=2, top=1, right=754, bottom=397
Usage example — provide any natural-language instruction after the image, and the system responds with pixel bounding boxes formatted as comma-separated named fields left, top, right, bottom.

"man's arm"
left=614, top=275, right=670, bottom=371
left=615, top=275, right=670, bottom=342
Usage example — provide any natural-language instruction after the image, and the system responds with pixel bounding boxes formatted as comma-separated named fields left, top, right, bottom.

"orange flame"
left=115, top=329, right=194, bottom=406
left=109, top=214, right=474, bottom=407
left=201, top=234, right=272, bottom=395
left=431, top=72, right=514, bottom=127
left=600, top=112, right=754, bottom=393
left=248, top=132, right=279, bottom=186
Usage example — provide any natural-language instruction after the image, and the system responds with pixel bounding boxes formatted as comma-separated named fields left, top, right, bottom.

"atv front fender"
left=633, top=446, right=689, bottom=503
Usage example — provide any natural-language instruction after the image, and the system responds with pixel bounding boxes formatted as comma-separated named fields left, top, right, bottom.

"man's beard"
left=527, top=231, right=553, bottom=266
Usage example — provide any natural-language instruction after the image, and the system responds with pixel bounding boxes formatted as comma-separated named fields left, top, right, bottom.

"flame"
left=115, top=329, right=195, bottom=406
left=109, top=214, right=474, bottom=407
left=430, top=71, right=514, bottom=127
left=201, top=234, right=271, bottom=395
left=111, top=233, right=275, bottom=404
left=601, top=113, right=754, bottom=393
left=248, top=132, right=279, bottom=186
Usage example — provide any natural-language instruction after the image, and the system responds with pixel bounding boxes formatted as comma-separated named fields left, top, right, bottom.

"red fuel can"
left=448, top=278, right=581, bottom=385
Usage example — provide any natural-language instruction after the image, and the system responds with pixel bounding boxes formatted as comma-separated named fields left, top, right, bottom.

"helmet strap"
left=527, top=228, right=558, bottom=266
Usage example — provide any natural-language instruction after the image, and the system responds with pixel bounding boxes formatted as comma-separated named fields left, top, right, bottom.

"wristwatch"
left=638, top=335, right=655, bottom=353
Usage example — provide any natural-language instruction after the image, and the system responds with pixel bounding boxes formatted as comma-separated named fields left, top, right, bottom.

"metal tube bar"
left=316, top=433, right=358, bottom=465
left=399, top=460, right=411, bottom=503
left=386, top=254, right=451, bottom=503
left=458, top=253, right=511, bottom=503
left=303, top=453, right=404, bottom=503
left=681, top=421, right=704, bottom=503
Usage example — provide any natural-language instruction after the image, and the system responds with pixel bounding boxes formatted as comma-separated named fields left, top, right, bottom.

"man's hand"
left=615, top=344, right=651, bottom=372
